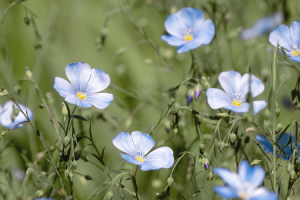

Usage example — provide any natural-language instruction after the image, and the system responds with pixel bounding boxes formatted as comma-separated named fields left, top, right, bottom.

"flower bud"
left=64, top=135, right=71, bottom=146
left=202, top=158, right=209, bottom=170
left=120, top=182, right=125, bottom=188
left=24, top=17, right=30, bottom=25
left=264, top=109, right=271, bottom=119
left=164, top=120, right=171, bottom=134
left=173, top=128, right=178, bottom=134
left=194, top=84, right=201, bottom=100
left=1, top=130, right=7, bottom=136
left=173, top=102, right=180, bottom=113
left=290, top=170, right=296, bottom=179
left=25, top=67, right=32, bottom=79
left=36, top=190, right=43, bottom=197
left=199, top=142, right=205, bottom=153
left=50, top=145, right=55, bottom=152
left=81, top=155, right=89, bottom=162
left=246, top=127, right=256, bottom=132
left=244, top=136, right=250, bottom=144
left=276, top=123, right=283, bottom=133
left=229, top=133, right=236, bottom=143
left=167, top=177, right=173, bottom=186
left=186, top=89, right=194, bottom=106
left=26, top=167, right=33, bottom=175
left=62, top=102, right=68, bottom=121
left=275, top=107, right=280, bottom=117
left=72, top=160, right=77, bottom=170
left=218, top=141, right=225, bottom=152
left=64, top=169, right=69, bottom=179
left=105, top=191, right=113, bottom=200
left=287, top=163, right=294, bottom=173
left=0, top=89, right=8, bottom=96
left=206, top=171, right=214, bottom=181
left=168, top=98, right=174, bottom=107
left=264, top=120, right=271, bottom=129
left=156, top=193, right=162, bottom=199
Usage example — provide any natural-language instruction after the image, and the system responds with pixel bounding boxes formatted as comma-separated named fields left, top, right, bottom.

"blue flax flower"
left=0, top=101, right=33, bottom=129
left=112, top=131, right=174, bottom=171
left=213, top=160, right=277, bottom=200
left=54, top=62, right=113, bottom=109
left=206, top=70, right=267, bottom=115
left=241, top=12, right=283, bottom=40
left=161, top=7, right=215, bottom=53
left=269, top=21, right=300, bottom=63
left=256, top=133, right=300, bottom=160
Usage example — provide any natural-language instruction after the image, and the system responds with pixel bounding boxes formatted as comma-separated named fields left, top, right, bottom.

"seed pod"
left=64, top=136, right=71, bottom=146
left=167, top=177, right=173, bottom=186
left=229, top=133, right=236, bottom=143
left=218, top=141, right=225, bottom=152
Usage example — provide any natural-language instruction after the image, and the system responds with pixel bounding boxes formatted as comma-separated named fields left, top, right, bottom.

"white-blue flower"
left=54, top=62, right=114, bottom=109
left=206, top=70, right=267, bottom=115
left=0, top=101, right=33, bottom=129
left=112, top=131, right=174, bottom=171
left=269, top=21, right=300, bottom=63
left=241, top=12, right=283, bottom=40
left=213, top=160, right=277, bottom=200
left=161, top=7, right=215, bottom=53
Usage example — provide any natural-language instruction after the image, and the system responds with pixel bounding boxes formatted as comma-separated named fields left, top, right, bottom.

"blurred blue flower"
left=269, top=21, right=300, bottom=63
left=213, top=160, right=277, bottom=200
left=54, top=62, right=114, bottom=109
left=241, top=12, right=283, bottom=40
left=0, top=101, right=33, bottom=129
left=161, top=7, right=215, bottom=53
left=206, top=70, right=267, bottom=115
left=35, top=198, right=55, bottom=200
left=256, top=133, right=300, bottom=160
left=112, top=131, right=174, bottom=171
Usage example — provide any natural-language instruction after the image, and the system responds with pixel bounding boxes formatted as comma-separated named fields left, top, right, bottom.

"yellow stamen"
left=232, top=100, right=242, bottom=106
left=292, top=49, right=300, bottom=56
left=238, top=191, right=249, bottom=199
left=135, top=155, right=145, bottom=162
left=76, top=92, right=87, bottom=100
left=184, top=34, right=193, bottom=41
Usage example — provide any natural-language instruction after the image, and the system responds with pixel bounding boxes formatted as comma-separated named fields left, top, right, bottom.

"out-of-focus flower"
left=35, top=198, right=55, bottom=200
left=187, top=89, right=194, bottom=106
left=194, top=83, right=201, bottom=100
left=213, top=160, right=277, bottom=200
left=11, top=168, right=25, bottom=181
left=54, top=62, right=113, bottom=109
left=0, top=101, right=33, bottom=129
left=161, top=7, right=215, bottom=53
left=206, top=70, right=267, bottom=115
left=269, top=21, right=300, bottom=63
left=241, top=12, right=283, bottom=40
left=112, top=131, right=174, bottom=171
left=256, top=133, right=300, bottom=160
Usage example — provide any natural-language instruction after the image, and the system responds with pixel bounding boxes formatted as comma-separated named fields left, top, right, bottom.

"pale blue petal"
left=131, top=131, right=155, bottom=156
left=120, top=153, right=143, bottom=166
left=289, top=55, right=300, bottom=63
left=177, top=7, right=204, bottom=30
left=164, top=13, right=184, bottom=38
left=213, top=168, right=241, bottom=190
left=269, top=24, right=293, bottom=50
left=85, top=93, right=113, bottom=109
left=161, top=35, right=185, bottom=46
left=112, top=132, right=137, bottom=158
left=65, top=95, right=92, bottom=108
left=238, top=160, right=265, bottom=190
left=85, top=68, right=110, bottom=94
left=224, top=102, right=250, bottom=113
left=0, top=105, right=2, bottom=115
left=0, top=101, right=33, bottom=129
left=239, top=74, right=265, bottom=98
left=65, top=62, right=91, bottom=92
left=218, top=71, right=241, bottom=99
left=194, top=19, right=215, bottom=45
left=256, top=134, right=273, bottom=154
left=290, top=21, right=300, bottom=49
left=206, top=88, right=232, bottom=109
left=214, top=186, right=238, bottom=199
left=249, top=188, right=278, bottom=200
left=141, top=147, right=174, bottom=171
left=177, top=40, right=203, bottom=53
left=253, top=101, right=267, bottom=115
left=54, top=77, right=75, bottom=98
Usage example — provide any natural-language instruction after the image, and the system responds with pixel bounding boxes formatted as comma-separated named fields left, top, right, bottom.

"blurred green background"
left=0, top=0, right=300, bottom=199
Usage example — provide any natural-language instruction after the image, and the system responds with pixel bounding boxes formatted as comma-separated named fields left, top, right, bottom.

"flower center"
left=76, top=92, right=87, bottom=100
left=292, top=49, right=300, bottom=56
left=232, top=93, right=245, bottom=107
left=184, top=34, right=193, bottom=41
left=238, top=191, right=249, bottom=199
left=135, top=155, right=145, bottom=162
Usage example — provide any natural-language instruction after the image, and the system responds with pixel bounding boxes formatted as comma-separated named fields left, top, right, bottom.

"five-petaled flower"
left=256, top=133, right=300, bottom=160
left=112, top=131, right=174, bottom=171
left=161, top=7, right=215, bottom=53
left=206, top=70, right=267, bottom=115
left=54, top=62, right=114, bottom=109
left=213, top=160, right=277, bottom=200
left=269, top=21, right=300, bottom=63
left=0, top=101, right=33, bottom=129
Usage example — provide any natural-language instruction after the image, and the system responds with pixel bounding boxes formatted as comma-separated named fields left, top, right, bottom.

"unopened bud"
left=244, top=136, right=250, bottom=144
left=64, top=135, right=71, bottom=146
left=264, top=109, right=271, bottom=119
left=291, top=170, right=296, bottom=179
left=194, top=84, right=201, bottom=100
left=202, top=158, right=209, bottom=170
left=164, top=120, right=171, bottom=134
left=1, top=130, right=7, bottom=136
left=275, top=107, right=280, bottom=117
left=25, top=67, right=32, bottom=79
left=174, top=102, right=180, bottom=113
left=168, top=98, right=174, bottom=107
left=187, top=89, right=194, bottom=106
left=167, top=177, right=173, bottom=186
left=173, top=128, right=178, bottom=134
left=105, top=191, right=113, bottom=200
left=199, top=142, right=205, bottom=152
left=120, top=182, right=125, bottom=188
left=264, top=120, right=271, bottom=129
left=36, top=190, right=43, bottom=197
left=64, top=169, right=69, bottom=179
left=62, top=102, right=68, bottom=121
left=156, top=193, right=162, bottom=199
left=246, top=127, right=256, bottom=132
left=81, top=155, right=89, bottom=162
left=50, top=145, right=55, bottom=152
left=287, top=163, right=294, bottom=173
left=26, top=167, right=33, bottom=175
left=229, top=133, right=236, bottom=143
left=276, top=123, right=283, bottom=133
left=206, top=171, right=214, bottom=181
left=72, top=161, right=77, bottom=170
left=24, top=17, right=30, bottom=25
left=218, top=141, right=225, bottom=152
